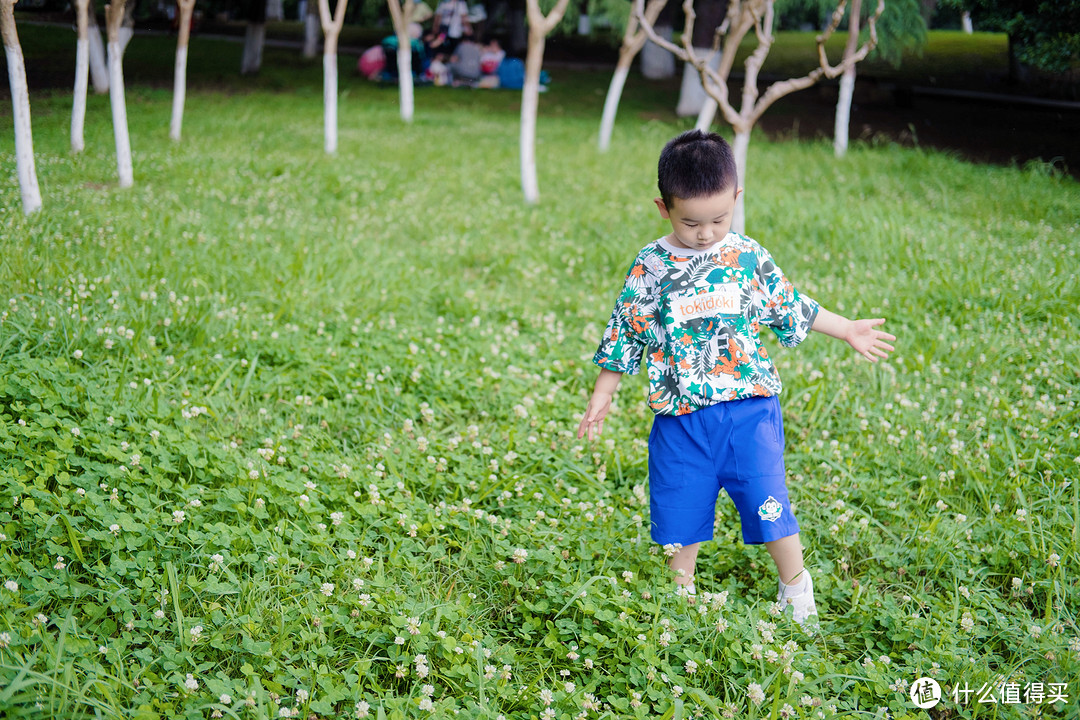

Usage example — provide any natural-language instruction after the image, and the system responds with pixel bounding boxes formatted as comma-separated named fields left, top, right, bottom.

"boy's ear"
left=654, top=198, right=670, bottom=219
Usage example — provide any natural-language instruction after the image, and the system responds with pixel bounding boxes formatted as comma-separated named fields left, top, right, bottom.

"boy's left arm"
left=811, top=308, right=896, bottom=362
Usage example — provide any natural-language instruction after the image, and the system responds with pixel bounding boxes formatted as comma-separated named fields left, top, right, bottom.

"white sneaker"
left=777, top=572, right=818, bottom=624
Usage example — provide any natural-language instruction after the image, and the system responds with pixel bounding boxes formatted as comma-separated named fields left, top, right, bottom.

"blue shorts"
left=648, top=395, right=800, bottom=546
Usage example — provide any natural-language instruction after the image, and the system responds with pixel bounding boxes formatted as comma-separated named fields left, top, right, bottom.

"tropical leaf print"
left=593, top=234, right=819, bottom=415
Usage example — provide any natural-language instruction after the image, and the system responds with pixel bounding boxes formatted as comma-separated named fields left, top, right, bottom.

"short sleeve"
left=592, top=260, right=654, bottom=375
left=753, top=248, right=819, bottom=347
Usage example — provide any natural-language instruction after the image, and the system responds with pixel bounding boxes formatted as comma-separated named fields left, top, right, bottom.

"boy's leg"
left=765, top=532, right=805, bottom=585
left=668, top=542, right=701, bottom=586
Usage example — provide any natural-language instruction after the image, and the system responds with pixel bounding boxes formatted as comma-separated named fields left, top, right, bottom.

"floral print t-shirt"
left=593, top=233, right=819, bottom=416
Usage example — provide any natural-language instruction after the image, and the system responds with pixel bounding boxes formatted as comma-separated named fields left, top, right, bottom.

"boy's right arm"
left=577, top=368, right=623, bottom=441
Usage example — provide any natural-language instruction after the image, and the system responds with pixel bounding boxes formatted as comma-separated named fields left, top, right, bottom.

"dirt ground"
left=744, top=76, right=1080, bottom=178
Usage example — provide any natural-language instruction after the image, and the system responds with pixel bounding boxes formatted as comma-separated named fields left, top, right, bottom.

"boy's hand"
left=846, top=318, right=895, bottom=362
left=577, top=391, right=613, bottom=441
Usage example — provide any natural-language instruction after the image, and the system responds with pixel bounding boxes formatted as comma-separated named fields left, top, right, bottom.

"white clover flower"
left=54, top=556, right=67, bottom=570
left=960, top=613, right=974, bottom=631
left=154, top=609, right=165, bottom=619
left=184, top=674, right=199, bottom=691
left=321, top=583, right=335, bottom=597
left=331, top=512, right=344, bottom=526
left=71, top=427, right=80, bottom=437
left=109, top=524, right=121, bottom=535
left=190, top=625, right=203, bottom=641
left=0, top=632, right=10, bottom=648
left=4, top=580, right=17, bottom=592
left=355, top=700, right=370, bottom=718
left=407, top=617, right=421, bottom=635
left=748, top=683, right=765, bottom=706
left=564, top=682, right=575, bottom=694
left=173, top=510, right=186, bottom=524
left=1048, top=553, right=1061, bottom=568
left=296, top=689, right=309, bottom=703
left=220, top=694, right=232, bottom=705
left=395, top=636, right=405, bottom=645
left=99, top=645, right=107, bottom=654
left=684, top=660, right=698, bottom=674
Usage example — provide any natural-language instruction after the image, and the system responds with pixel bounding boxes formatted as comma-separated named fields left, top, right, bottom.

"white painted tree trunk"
left=170, top=46, right=188, bottom=141
left=833, top=0, right=861, bottom=158
left=731, top=128, right=749, bottom=234
left=834, top=65, right=855, bottom=157
left=118, top=24, right=133, bottom=56
left=520, top=34, right=543, bottom=204
left=241, top=23, right=265, bottom=73
left=640, top=24, right=674, bottom=79
left=170, top=0, right=195, bottom=142
left=677, top=49, right=720, bottom=117
left=266, top=0, right=283, bottom=20
left=397, top=40, right=414, bottom=123
left=107, top=40, right=133, bottom=187
left=695, top=97, right=717, bottom=130
left=88, top=13, right=109, bottom=92
left=2, top=17, right=42, bottom=215
left=304, top=11, right=320, bottom=58
left=72, top=38, right=89, bottom=152
left=598, top=62, right=629, bottom=152
left=961, top=11, right=972, bottom=34
left=323, top=52, right=337, bottom=152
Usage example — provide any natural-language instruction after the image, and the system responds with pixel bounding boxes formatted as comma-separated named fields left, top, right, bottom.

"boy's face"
left=655, top=187, right=742, bottom=252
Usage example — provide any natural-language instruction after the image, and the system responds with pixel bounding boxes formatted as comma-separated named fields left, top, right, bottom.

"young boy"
left=577, top=130, right=895, bottom=623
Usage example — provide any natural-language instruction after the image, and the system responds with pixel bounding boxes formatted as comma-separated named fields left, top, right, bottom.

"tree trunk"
left=833, top=0, right=860, bottom=158
left=87, top=3, right=109, bottom=93
left=396, top=39, right=414, bottom=122
left=695, top=96, right=717, bottom=130
left=961, top=11, right=972, bottom=34
left=598, top=60, right=630, bottom=152
left=266, top=0, right=283, bottom=20
left=640, top=23, right=675, bottom=78
left=106, top=0, right=133, bottom=188
left=1, top=0, right=42, bottom=214
left=323, top=49, right=338, bottom=151
left=731, top=127, right=749, bottom=234
left=72, top=0, right=90, bottom=152
left=520, top=29, right=544, bottom=203
left=598, top=0, right=665, bottom=152
left=677, top=49, right=721, bottom=117
left=170, top=0, right=195, bottom=141
left=833, top=65, right=855, bottom=157
left=304, top=2, right=320, bottom=58
left=242, top=23, right=265, bottom=73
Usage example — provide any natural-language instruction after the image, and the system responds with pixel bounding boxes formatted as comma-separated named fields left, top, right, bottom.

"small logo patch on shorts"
left=758, top=496, right=783, bottom=522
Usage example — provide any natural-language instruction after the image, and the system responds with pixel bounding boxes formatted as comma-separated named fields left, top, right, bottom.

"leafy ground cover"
left=1, top=47, right=1079, bottom=719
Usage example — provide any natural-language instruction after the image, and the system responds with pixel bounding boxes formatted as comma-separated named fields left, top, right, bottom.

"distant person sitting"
left=479, top=38, right=504, bottom=76
left=380, top=24, right=426, bottom=81
left=449, top=39, right=482, bottom=85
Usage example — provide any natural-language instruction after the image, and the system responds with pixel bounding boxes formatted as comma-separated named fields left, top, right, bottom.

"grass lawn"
left=1, top=26, right=1079, bottom=720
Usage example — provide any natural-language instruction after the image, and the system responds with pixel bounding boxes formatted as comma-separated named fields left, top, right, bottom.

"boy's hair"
left=657, top=130, right=738, bottom=208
